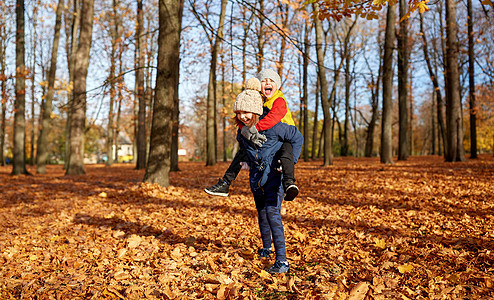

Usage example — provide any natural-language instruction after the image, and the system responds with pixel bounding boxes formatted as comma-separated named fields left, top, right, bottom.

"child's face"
left=260, top=78, right=277, bottom=98
left=236, top=111, right=254, bottom=126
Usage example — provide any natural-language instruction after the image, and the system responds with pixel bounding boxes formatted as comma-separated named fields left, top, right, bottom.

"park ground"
left=0, top=155, right=493, bottom=299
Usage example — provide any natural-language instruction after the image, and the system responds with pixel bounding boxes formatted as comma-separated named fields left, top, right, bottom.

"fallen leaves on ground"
left=0, top=155, right=493, bottom=299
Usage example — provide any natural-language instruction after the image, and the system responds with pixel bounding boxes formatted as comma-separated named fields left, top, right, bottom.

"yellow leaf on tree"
left=98, top=192, right=107, bottom=198
left=418, top=1, right=429, bottom=13
left=398, top=264, right=414, bottom=273
left=372, top=0, right=386, bottom=5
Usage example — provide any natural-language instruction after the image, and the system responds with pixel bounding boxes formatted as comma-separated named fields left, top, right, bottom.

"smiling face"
left=236, top=111, right=255, bottom=126
left=260, top=78, right=278, bottom=98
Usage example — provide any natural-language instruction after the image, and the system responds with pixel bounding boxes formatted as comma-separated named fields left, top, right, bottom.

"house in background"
left=114, top=132, right=133, bottom=163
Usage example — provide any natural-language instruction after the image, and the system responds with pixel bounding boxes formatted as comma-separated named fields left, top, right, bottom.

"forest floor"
left=0, top=155, right=493, bottom=299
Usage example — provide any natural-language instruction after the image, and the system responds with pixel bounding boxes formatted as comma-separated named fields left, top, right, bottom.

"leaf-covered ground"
left=1, top=155, right=493, bottom=299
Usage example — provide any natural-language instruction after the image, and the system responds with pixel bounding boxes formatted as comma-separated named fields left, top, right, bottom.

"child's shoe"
left=283, top=179, right=299, bottom=201
left=258, top=248, right=272, bottom=259
left=204, top=179, right=230, bottom=197
left=267, top=260, right=290, bottom=274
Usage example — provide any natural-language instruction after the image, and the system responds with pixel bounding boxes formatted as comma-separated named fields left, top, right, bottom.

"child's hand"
left=240, top=162, right=250, bottom=171
left=275, top=160, right=282, bottom=172
left=241, top=126, right=267, bottom=147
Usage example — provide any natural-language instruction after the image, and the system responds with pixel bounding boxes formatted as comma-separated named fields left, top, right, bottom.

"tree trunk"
left=341, top=39, right=351, bottom=157
left=467, top=0, right=477, bottom=159
left=256, top=0, right=265, bottom=73
left=313, top=3, right=333, bottom=166
left=205, top=0, right=227, bottom=166
left=380, top=3, right=396, bottom=164
left=0, top=15, right=6, bottom=166
left=170, top=59, right=181, bottom=171
left=135, top=0, right=147, bottom=169
left=312, top=76, right=319, bottom=160
left=12, top=0, right=29, bottom=175
left=30, top=7, right=38, bottom=166
left=221, top=51, right=227, bottom=162
left=37, top=0, right=64, bottom=173
left=302, top=18, right=310, bottom=162
left=419, top=13, right=447, bottom=156
left=364, top=38, right=382, bottom=157
left=444, top=0, right=465, bottom=162
left=143, top=0, right=183, bottom=187
left=105, top=0, right=119, bottom=166
left=65, top=0, right=80, bottom=169
left=66, top=0, right=94, bottom=175
left=276, top=2, right=289, bottom=78
left=398, top=0, right=409, bottom=161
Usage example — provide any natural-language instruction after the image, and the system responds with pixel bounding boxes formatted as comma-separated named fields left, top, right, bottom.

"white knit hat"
left=257, top=69, right=281, bottom=89
left=232, top=78, right=263, bottom=115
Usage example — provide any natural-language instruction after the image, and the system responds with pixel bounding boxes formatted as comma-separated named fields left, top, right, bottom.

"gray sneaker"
left=267, top=260, right=289, bottom=274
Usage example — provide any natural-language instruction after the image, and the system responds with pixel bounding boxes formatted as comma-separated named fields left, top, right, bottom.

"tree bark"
left=205, top=0, right=227, bottom=166
left=12, top=0, right=29, bottom=175
left=364, top=36, right=382, bottom=157
left=467, top=0, right=477, bottom=159
left=380, top=3, right=396, bottom=164
left=313, top=2, right=333, bottom=166
left=302, top=18, right=310, bottom=161
left=66, top=0, right=94, bottom=175
left=444, top=0, right=465, bottom=162
left=170, top=58, right=181, bottom=171
left=0, top=12, right=6, bottom=166
left=312, top=76, right=319, bottom=160
left=37, top=0, right=64, bottom=173
left=419, top=13, right=446, bottom=156
left=398, top=0, right=409, bottom=160
left=30, top=6, right=38, bottom=165
left=256, top=0, right=265, bottom=73
left=143, top=0, right=183, bottom=187
left=136, top=0, right=147, bottom=169
left=341, top=32, right=351, bottom=157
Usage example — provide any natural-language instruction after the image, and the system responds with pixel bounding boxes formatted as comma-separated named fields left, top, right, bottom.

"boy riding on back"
left=204, top=69, right=299, bottom=202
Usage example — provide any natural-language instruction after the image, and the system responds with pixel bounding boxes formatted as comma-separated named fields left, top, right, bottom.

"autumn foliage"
left=1, top=156, right=493, bottom=299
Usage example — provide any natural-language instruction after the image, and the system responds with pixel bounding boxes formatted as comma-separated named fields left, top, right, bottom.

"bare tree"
left=444, top=0, right=466, bottom=162
left=136, top=0, right=147, bottom=169
left=12, top=0, right=29, bottom=175
left=467, top=0, right=477, bottom=159
left=37, top=0, right=64, bottom=174
left=419, top=12, right=446, bottom=156
left=66, top=0, right=95, bottom=175
left=313, top=2, right=333, bottom=166
left=0, top=3, right=8, bottom=166
left=144, top=0, right=183, bottom=187
left=205, top=0, right=227, bottom=166
left=380, top=3, right=396, bottom=164
left=398, top=0, right=409, bottom=160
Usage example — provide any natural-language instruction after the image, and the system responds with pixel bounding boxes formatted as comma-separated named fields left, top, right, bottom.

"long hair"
left=233, top=113, right=259, bottom=128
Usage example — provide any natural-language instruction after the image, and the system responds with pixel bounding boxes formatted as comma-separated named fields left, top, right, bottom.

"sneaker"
left=204, top=178, right=230, bottom=197
left=284, top=184, right=299, bottom=201
left=258, top=248, right=272, bottom=259
left=267, top=260, right=290, bottom=274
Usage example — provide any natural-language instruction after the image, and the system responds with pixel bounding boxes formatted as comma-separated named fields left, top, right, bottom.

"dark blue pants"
left=254, top=182, right=286, bottom=262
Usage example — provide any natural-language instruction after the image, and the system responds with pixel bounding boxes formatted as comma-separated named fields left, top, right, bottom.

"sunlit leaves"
left=1, top=156, right=493, bottom=298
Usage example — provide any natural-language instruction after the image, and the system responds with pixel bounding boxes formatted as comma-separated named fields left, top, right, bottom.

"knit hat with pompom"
left=257, top=69, right=281, bottom=89
left=232, top=78, right=263, bottom=115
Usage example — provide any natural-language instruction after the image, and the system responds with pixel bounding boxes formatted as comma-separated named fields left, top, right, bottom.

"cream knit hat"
left=257, top=69, right=281, bottom=89
left=232, top=78, right=263, bottom=115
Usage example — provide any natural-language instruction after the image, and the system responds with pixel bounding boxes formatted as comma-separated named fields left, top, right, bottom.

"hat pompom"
left=245, top=77, right=261, bottom=92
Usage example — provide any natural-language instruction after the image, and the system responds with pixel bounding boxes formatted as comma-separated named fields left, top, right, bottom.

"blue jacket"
left=237, top=121, right=303, bottom=196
